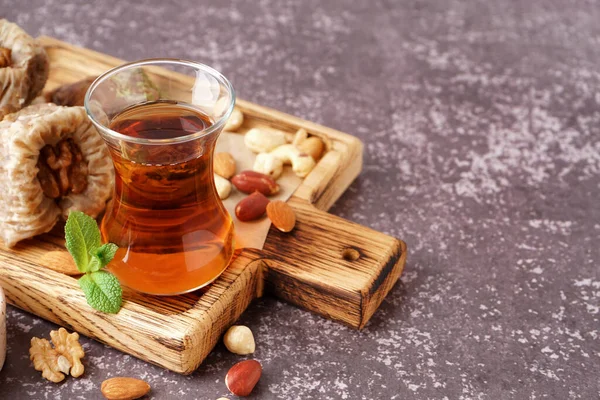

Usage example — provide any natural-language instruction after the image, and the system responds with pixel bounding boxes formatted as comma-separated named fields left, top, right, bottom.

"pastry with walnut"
left=0, top=103, right=113, bottom=247
left=0, top=19, right=49, bottom=118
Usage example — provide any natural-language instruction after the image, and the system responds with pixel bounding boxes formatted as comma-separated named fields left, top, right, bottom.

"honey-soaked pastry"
left=0, top=103, right=113, bottom=247
left=0, top=19, right=49, bottom=118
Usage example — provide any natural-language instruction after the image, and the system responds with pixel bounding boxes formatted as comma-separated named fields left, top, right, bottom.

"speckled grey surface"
left=1, top=0, right=600, bottom=399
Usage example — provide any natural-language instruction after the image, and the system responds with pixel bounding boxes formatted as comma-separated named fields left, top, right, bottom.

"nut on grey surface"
left=1, top=0, right=600, bottom=398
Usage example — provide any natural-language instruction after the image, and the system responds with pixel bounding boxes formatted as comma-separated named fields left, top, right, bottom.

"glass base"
left=109, top=230, right=235, bottom=296
left=127, top=265, right=227, bottom=296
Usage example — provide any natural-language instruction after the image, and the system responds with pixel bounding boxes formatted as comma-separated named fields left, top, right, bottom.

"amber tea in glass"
left=85, top=60, right=235, bottom=295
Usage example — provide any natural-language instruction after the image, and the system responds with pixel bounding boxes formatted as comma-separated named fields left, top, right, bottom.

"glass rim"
left=84, top=58, right=236, bottom=145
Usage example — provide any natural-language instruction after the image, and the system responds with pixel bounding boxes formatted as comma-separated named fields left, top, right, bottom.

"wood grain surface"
left=0, top=37, right=407, bottom=374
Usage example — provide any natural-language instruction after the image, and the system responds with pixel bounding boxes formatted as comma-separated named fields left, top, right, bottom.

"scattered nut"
left=214, top=152, right=236, bottom=179
left=267, top=201, right=296, bottom=232
left=223, top=325, right=255, bottom=355
left=235, top=192, right=270, bottom=222
left=292, top=153, right=316, bottom=178
left=232, top=170, right=280, bottom=196
left=225, top=360, right=262, bottom=397
left=270, top=145, right=316, bottom=178
left=269, top=144, right=297, bottom=165
left=224, top=107, right=244, bottom=131
left=50, top=327, right=85, bottom=378
left=29, top=327, right=85, bottom=382
left=215, top=174, right=233, bottom=200
left=253, top=153, right=283, bottom=180
left=298, top=136, right=325, bottom=161
left=244, top=128, right=287, bottom=153
left=292, top=128, right=308, bottom=146
left=30, top=337, right=66, bottom=383
left=101, top=377, right=151, bottom=400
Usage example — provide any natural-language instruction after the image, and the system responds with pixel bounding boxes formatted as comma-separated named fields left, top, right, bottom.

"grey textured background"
left=1, top=0, right=600, bottom=399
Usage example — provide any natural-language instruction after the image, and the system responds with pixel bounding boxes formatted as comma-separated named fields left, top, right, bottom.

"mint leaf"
left=87, top=243, right=118, bottom=272
left=78, top=271, right=122, bottom=314
left=65, top=211, right=122, bottom=314
left=94, top=243, right=119, bottom=267
left=65, top=211, right=102, bottom=273
left=87, top=254, right=103, bottom=273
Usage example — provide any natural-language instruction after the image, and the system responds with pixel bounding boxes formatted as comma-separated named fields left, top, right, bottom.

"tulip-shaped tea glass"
left=85, top=59, right=235, bottom=295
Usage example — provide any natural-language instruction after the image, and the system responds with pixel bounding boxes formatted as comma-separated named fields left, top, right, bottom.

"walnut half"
left=49, top=328, right=85, bottom=378
left=29, top=337, right=68, bottom=383
left=29, top=327, right=85, bottom=383
left=36, top=138, right=89, bottom=199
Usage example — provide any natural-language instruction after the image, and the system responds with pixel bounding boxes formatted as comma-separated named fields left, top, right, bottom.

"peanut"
left=235, top=192, right=270, bottom=221
left=232, top=170, right=280, bottom=196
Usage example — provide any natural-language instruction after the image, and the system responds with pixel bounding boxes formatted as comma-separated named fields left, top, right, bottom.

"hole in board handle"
left=342, top=247, right=360, bottom=262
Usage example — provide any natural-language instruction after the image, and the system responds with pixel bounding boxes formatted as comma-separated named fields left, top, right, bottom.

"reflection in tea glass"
left=85, top=59, right=236, bottom=295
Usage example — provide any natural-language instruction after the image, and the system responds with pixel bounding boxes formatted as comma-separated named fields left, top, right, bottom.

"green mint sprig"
left=65, top=211, right=122, bottom=314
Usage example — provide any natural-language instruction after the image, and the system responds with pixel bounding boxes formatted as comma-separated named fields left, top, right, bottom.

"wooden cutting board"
left=0, top=37, right=407, bottom=374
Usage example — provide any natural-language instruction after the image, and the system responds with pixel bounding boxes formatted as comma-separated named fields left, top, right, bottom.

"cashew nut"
left=223, top=325, right=255, bottom=355
left=244, top=128, right=287, bottom=153
left=214, top=174, right=232, bottom=200
left=292, top=128, right=308, bottom=146
left=270, top=144, right=316, bottom=178
left=224, top=108, right=244, bottom=132
left=292, top=153, right=316, bottom=178
left=253, top=153, right=284, bottom=180
left=269, top=144, right=297, bottom=164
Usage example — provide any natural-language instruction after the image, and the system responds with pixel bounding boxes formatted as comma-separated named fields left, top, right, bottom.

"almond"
left=232, top=170, right=280, bottom=196
left=266, top=201, right=296, bottom=232
left=214, top=152, right=236, bottom=179
left=235, top=192, right=270, bottom=222
left=298, top=136, right=325, bottom=161
left=100, top=377, right=151, bottom=400
left=225, top=360, right=262, bottom=397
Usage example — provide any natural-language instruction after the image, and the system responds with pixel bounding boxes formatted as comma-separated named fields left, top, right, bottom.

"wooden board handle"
left=262, top=198, right=407, bottom=329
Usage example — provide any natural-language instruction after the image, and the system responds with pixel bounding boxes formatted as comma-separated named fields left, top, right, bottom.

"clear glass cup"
left=85, top=59, right=235, bottom=295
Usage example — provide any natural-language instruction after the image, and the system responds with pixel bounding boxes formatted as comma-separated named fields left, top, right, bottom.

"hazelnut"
left=223, top=325, right=255, bottom=355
